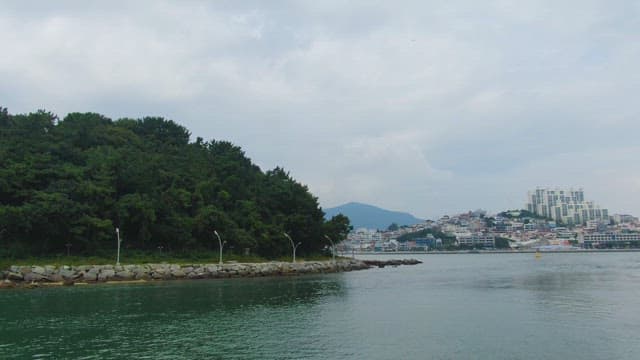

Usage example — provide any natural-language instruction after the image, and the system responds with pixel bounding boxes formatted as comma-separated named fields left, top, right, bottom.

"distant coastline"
left=350, top=248, right=640, bottom=255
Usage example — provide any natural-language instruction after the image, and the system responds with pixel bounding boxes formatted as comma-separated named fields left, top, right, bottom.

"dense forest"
left=0, top=108, right=351, bottom=258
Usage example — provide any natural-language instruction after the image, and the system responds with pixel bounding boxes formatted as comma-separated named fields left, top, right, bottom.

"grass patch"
left=1, top=251, right=334, bottom=270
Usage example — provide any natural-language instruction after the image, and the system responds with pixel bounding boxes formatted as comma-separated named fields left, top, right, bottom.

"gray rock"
left=115, top=271, right=134, bottom=280
left=134, top=271, right=150, bottom=280
left=44, top=265, right=57, bottom=275
left=0, top=279, right=16, bottom=288
left=98, top=269, right=116, bottom=281
left=187, top=272, right=204, bottom=279
left=59, top=268, right=77, bottom=280
left=7, top=272, right=23, bottom=281
left=83, top=269, right=98, bottom=282
left=151, top=271, right=166, bottom=279
left=171, top=269, right=186, bottom=278
left=0, top=259, right=373, bottom=285
left=24, top=272, right=47, bottom=282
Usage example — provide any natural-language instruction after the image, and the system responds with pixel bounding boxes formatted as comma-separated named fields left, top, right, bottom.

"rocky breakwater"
left=362, top=258, right=423, bottom=268
left=0, top=259, right=372, bottom=288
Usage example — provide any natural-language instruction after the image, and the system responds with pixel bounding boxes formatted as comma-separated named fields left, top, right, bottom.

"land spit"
left=0, top=258, right=422, bottom=289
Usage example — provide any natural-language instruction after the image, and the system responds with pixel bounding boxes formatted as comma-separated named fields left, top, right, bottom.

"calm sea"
left=2, top=253, right=640, bottom=359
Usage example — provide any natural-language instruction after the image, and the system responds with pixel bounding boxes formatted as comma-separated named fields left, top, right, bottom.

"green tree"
left=324, top=214, right=352, bottom=243
left=495, top=237, right=513, bottom=249
left=0, top=108, right=342, bottom=259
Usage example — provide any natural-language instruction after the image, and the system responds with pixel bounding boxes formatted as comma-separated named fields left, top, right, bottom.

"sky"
left=1, top=0, right=639, bottom=219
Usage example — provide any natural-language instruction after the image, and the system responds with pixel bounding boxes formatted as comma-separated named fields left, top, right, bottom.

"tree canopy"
left=0, top=108, right=350, bottom=258
left=396, top=228, right=456, bottom=246
left=497, top=209, right=549, bottom=220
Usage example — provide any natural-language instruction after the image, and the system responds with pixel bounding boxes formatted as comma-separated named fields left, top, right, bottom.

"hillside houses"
left=341, top=208, right=640, bottom=252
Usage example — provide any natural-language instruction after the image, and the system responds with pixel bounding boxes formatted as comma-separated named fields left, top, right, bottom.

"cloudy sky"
left=2, top=0, right=639, bottom=219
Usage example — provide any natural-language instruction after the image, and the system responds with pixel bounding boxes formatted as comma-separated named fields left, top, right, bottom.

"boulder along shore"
left=0, top=258, right=422, bottom=289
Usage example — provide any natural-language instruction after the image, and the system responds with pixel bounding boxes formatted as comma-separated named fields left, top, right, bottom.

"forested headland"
left=0, top=107, right=350, bottom=260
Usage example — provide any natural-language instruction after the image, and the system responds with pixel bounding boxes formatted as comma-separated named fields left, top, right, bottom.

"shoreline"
left=348, top=248, right=640, bottom=255
left=0, top=259, right=421, bottom=289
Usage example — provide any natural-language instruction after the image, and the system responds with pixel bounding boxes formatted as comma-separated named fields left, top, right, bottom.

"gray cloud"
left=2, top=0, right=639, bottom=218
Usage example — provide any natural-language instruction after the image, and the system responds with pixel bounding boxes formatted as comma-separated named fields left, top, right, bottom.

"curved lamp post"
left=324, top=235, right=336, bottom=263
left=214, top=230, right=226, bottom=265
left=284, top=232, right=301, bottom=263
left=115, top=227, right=122, bottom=266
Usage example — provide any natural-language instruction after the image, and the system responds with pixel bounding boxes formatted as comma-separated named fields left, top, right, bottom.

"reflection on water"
left=8, top=275, right=347, bottom=315
left=3, top=253, right=640, bottom=359
left=0, top=275, right=347, bottom=359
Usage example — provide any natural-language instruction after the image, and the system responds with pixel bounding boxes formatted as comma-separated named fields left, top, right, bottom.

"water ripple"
left=2, top=254, right=640, bottom=359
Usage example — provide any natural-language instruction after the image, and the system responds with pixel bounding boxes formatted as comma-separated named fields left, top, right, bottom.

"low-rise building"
left=583, top=232, right=640, bottom=247
left=457, top=233, right=495, bottom=248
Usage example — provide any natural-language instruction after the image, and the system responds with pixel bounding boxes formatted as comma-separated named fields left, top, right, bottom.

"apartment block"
left=526, top=188, right=608, bottom=225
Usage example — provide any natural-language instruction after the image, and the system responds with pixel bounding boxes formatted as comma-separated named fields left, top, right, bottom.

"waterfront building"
left=456, top=233, right=495, bottom=248
left=583, top=232, right=640, bottom=247
left=526, top=188, right=608, bottom=225
left=555, top=228, right=577, bottom=240
left=413, top=235, right=442, bottom=250
left=348, top=228, right=383, bottom=243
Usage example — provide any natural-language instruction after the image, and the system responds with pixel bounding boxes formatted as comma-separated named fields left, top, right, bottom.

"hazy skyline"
left=2, top=1, right=639, bottom=219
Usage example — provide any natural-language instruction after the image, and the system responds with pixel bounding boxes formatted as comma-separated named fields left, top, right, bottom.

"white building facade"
left=526, top=188, right=608, bottom=225
left=457, top=233, right=495, bottom=248
left=583, top=232, right=640, bottom=247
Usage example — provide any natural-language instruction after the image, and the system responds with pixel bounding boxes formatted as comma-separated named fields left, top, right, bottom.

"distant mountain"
left=324, top=202, right=423, bottom=230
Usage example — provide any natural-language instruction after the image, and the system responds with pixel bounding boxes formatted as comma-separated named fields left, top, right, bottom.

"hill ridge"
left=324, top=202, right=423, bottom=230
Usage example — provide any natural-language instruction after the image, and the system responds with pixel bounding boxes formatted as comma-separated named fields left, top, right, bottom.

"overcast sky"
left=2, top=0, right=639, bottom=219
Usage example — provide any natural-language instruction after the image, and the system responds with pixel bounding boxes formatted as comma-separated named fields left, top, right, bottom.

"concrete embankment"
left=0, top=259, right=421, bottom=288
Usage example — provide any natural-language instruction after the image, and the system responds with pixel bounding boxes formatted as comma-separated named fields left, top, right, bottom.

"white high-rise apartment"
left=526, top=188, right=608, bottom=225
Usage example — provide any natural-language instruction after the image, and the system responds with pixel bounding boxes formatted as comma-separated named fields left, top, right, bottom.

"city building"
left=612, top=214, right=639, bottom=224
left=456, top=233, right=495, bottom=248
left=526, top=188, right=608, bottom=225
left=583, top=232, right=640, bottom=247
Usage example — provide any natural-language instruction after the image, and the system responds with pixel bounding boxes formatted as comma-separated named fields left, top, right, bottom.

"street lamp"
left=115, top=227, right=122, bottom=265
left=324, top=235, right=336, bottom=263
left=284, top=232, right=301, bottom=263
left=214, top=230, right=226, bottom=265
